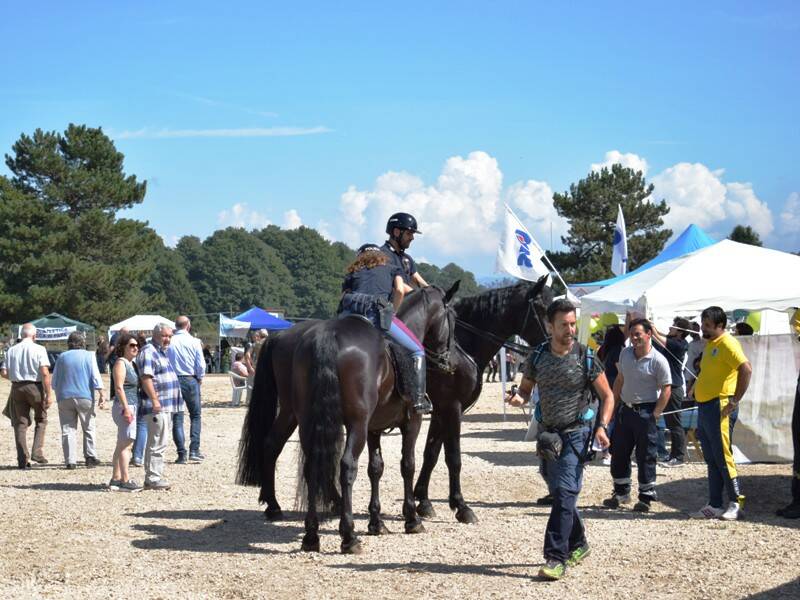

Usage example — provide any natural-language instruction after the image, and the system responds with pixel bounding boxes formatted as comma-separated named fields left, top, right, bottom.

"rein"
left=454, top=297, right=550, bottom=357
left=420, top=287, right=456, bottom=373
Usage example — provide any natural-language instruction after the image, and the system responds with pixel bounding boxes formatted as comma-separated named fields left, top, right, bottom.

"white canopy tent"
left=108, top=314, right=174, bottom=338
left=577, top=240, right=800, bottom=462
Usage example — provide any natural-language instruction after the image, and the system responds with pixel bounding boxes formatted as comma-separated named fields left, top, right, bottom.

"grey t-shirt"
left=618, top=346, right=671, bottom=404
left=521, top=342, right=603, bottom=430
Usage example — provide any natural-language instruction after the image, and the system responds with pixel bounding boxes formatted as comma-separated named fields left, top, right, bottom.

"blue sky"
left=1, top=1, right=798, bottom=276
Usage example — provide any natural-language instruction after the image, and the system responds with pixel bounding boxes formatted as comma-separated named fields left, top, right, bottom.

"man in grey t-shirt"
left=603, top=318, right=671, bottom=512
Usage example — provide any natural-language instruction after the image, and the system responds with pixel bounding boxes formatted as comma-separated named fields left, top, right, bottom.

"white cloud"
left=113, top=126, right=331, bottom=139
left=651, top=162, right=773, bottom=239
left=777, top=192, right=800, bottom=249
left=506, top=180, right=569, bottom=251
left=217, top=203, right=271, bottom=230
left=335, top=151, right=571, bottom=263
left=283, top=209, right=302, bottom=230
left=591, top=150, right=649, bottom=176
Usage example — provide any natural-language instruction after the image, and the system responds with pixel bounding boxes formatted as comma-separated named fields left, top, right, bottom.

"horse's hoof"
left=416, top=500, right=436, bottom=519
left=300, top=535, right=320, bottom=552
left=367, top=521, right=391, bottom=535
left=264, top=507, right=283, bottom=521
left=455, top=507, right=478, bottom=524
left=405, top=521, right=426, bottom=534
left=341, top=539, right=363, bottom=554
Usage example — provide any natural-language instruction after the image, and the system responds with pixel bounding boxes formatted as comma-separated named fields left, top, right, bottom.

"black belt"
left=178, top=375, right=198, bottom=379
left=622, top=401, right=656, bottom=413
left=12, top=380, right=40, bottom=385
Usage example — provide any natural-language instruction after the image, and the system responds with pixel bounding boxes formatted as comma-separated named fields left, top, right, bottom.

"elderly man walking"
left=603, top=318, right=671, bottom=513
left=690, top=306, right=752, bottom=521
left=138, top=324, right=183, bottom=490
left=52, top=332, right=105, bottom=469
left=168, top=316, right=206, bottom=463
left=1, top=324, right=53, bottom=469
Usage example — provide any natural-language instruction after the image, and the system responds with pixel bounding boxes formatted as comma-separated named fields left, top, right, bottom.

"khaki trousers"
left=10, top=382, right=47, bottom=467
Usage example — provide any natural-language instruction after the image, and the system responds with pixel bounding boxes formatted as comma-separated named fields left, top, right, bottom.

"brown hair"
left=115, top=332, right=137, bottom=357
left=346, top=251, right=389, bottom=273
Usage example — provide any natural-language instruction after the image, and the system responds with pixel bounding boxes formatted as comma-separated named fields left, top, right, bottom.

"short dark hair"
left=701, top=306, right=727, bottom=328
left=628, top=318, right=653, bottom=334
left=672, top=317, right=691, bottom=339
left=546, top=298, right=576, bottom=323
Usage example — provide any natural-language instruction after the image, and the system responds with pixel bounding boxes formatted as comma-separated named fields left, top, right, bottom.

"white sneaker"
left=721, top=501, right=741, bottom=521
left=689, top=504, right=724, bottom=519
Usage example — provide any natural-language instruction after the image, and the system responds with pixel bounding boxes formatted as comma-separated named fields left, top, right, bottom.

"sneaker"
left=632, top=500, right=651, bottom=513
left=776, top=502, right=800, bottom=519
left=660, top=457, right=686, bottom=468
left=31, top=455, right=48, bottom=464
left=536, top=493, right=554, bottom=506
left=144, top=480, right=171, bottom=491
left=66, top=463, right=77, bottom=470
left=188, top=453, right=205, bottom=463
left=175, top=455, right=188, bottom=465
left=538, top=559, right=566, bottom=580
left=85, top=456, right=101, bottom=468
left=602, top=494, right=631, bottom=509
left=118, top=479, right=143, bottom=493
left=108, top=479, right=122, bottom=491
left=721, top=501, right=741, bottom=521
left=689, top=504, right=725, bottom=519
left=130, top=459, right=143, bottom=467
left=566, top=544, right=591, bottom=567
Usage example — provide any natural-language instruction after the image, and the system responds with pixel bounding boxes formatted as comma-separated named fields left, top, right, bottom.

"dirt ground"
left=0, top=374, right=798, bottom=599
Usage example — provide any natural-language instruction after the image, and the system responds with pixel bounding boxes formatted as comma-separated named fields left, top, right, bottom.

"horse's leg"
left=366, top=431, right=390, bottom=535
left=260, top=407, right=297, bottom=521
left=442, top=403, right=477, bottom=524
left=339, top=421, right=367, bottom=554
left=401, top=415, right=425, bottom=534
left=301, top=452, right=321, bottom=552
left=414, top=415, right=444, bottom=518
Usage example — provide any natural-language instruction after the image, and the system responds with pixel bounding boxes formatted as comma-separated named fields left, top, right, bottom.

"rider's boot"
left=411, top=355, right=433, bottom=415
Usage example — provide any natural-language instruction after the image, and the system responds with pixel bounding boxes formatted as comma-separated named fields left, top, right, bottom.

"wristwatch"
left=598, top=423, right=609, bottom=433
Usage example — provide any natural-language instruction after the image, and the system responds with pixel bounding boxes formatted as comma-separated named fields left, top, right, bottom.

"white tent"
left=578, top=240, right=800, bottom=462
left=108, top=314, right=174, bottom=338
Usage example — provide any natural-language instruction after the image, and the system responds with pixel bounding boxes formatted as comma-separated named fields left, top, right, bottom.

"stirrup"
left=413, top=394, right=433, bottom=415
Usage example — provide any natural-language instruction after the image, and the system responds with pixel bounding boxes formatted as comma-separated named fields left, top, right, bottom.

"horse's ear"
left=528, top=274, right=549, bottom=300
left=444, top=280, right=460, bottom=303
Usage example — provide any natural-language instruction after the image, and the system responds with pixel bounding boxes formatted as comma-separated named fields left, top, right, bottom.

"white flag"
left=496, top=204, right=550, bottom=281
left=611, top=204, right=628, bottom=276
left=219, top=314, right=251, bottom=338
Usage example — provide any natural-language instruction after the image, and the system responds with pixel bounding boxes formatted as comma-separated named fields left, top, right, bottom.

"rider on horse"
left=338, top=242, right=433, bottom=414
left=381, top=212, right=430, bottom=290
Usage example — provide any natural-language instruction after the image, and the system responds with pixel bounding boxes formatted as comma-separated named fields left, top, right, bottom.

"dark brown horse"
left=237, top=285, right=457, bottom=553
left=409, top=275, right=553, bottom=523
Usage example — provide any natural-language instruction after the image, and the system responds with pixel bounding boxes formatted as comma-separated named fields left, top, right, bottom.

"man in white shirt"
left=1, top=324, right=53, bottom=469
left=167, top=316, right=206, bottom=463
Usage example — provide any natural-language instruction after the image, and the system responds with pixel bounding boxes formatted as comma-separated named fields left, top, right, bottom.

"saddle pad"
left=386, top=338, right=415, bottom=398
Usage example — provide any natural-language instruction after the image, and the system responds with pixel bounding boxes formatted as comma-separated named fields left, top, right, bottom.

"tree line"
left=2, top=123, right=770, bottom=339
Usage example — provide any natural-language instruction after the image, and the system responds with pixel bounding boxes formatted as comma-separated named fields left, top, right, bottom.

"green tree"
left=728, top=225, right=763, bottom=247
left=180, top=228, right=296, bottom=314
left=6, top=124, right=146, bottom=215
left=549, top=164, right=671, bottom=282
left=257, top=226, right=352, bottom=318
left=416, top=262, right=483, bottom=296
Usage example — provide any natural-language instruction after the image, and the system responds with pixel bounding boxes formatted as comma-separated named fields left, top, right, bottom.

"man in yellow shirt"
left=691, top=306, right=752, bottom=521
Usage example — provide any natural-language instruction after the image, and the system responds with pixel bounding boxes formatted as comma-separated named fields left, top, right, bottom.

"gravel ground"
left=1, top=374, right=798, bottom=599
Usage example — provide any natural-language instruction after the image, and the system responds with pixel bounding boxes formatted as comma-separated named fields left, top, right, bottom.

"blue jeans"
left=173, top=377, right=202, bottom=456
left=543, top=426, right=590, bottom=563
left=132, top=412, right=148, bottom=463
left=697, top=398, right=740, bottom=508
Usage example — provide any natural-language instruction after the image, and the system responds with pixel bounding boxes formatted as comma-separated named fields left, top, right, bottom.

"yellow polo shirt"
left=694, top=333, right=748, bottom=403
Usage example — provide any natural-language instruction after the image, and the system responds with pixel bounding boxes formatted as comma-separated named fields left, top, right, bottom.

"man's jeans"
left=132, top=411, right=148, bottom=463
left=664, top=386, right=687, bottom=461
left=543, top=426, right=590, bottom=564
left=173, top=377, right=202, bottom=457
left=610, top=403, right=659, bottom=502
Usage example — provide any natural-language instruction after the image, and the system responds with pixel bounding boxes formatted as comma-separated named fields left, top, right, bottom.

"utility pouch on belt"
left=536, top=430, right=563, bottom=462
left=377, top=300, right=393, bottom=332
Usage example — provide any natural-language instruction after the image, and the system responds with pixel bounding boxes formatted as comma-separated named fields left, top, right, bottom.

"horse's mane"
left=452, top=281, right=533, bottom=323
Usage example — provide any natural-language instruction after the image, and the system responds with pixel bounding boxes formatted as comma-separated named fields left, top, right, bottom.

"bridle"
left=454, top=295, right=549, bottom=357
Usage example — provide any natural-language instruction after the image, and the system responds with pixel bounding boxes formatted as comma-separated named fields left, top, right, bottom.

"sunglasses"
left=128, top=343, right=139, bottom=349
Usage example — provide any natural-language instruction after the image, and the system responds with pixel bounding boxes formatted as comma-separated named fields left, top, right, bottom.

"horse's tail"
left=301, top=327, right=343, bottom=512
left=236, top=338, right=278, bottom=487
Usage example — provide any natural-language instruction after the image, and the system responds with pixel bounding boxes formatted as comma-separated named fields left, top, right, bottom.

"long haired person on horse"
left=339, top=243, right=431, bottom=414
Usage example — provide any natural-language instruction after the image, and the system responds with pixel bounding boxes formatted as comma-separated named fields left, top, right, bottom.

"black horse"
left=409, top=275, right=553, bottom=523
left=237, top=285, right=457, bottom=554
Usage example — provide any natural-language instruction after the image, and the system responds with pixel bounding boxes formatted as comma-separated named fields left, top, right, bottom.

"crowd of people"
left=1, top=316, right=209, bottom=492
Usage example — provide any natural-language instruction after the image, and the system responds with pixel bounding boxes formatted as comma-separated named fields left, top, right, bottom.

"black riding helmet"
left=357, top=243, right=382, bottom=255
left=385, top=212, right=421, bottom=235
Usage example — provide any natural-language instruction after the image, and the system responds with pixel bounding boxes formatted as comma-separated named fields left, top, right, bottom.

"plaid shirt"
left=137, top=342, right=183, bottom=414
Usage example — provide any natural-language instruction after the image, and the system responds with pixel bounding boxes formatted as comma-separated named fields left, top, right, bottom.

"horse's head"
left=396, top=285, right=456, bottom=355
left=509, top=274, right=554, bottom=346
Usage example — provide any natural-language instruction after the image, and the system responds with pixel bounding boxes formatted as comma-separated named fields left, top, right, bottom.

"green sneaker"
left=566, top=544, right=591, bottom=567
left=538, top=559, right=566, bottom=580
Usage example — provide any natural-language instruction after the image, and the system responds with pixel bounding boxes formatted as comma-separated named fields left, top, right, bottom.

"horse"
left=408, top=275, right=553, bottom=523
left=237, top=284, right=458, bottom=554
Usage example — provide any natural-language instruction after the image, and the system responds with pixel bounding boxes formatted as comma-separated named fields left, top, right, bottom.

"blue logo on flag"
left=515, top=229, right=532, bottom=268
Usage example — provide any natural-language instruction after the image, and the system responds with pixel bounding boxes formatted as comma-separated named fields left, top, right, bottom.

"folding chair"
left=228, top=371, right=249, bottom=406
